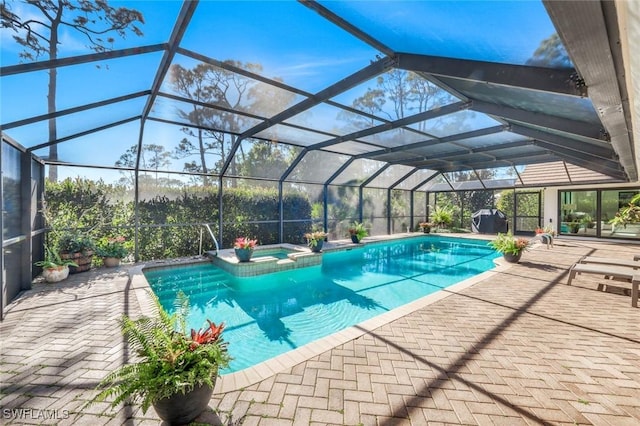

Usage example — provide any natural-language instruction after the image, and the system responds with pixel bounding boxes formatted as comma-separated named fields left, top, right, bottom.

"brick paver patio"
left=1, top=236, right=640, bottom=425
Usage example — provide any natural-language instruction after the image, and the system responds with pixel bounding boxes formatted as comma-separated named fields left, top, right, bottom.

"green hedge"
left=44, top=178, right=312, bottom=261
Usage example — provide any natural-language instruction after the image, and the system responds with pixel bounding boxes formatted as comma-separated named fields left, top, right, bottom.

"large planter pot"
left=60, top=250, right=94, bottom=274
left=310, top=240, right=324, bottom=253
left=234, top=248, right=253, bottom=262
left=102, top=257, right=121, bottom=267
left=422, top=228, right=431, bottom=234
left=42, top=265, right=70, bottom=283
left=503, top=251, right=523, bottom=263
left=350, top=235, right=360, bottom=243
left=152, top=382, right=214, bottom=425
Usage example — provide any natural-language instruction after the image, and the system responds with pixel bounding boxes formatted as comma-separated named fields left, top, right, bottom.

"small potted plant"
left=304, top=230, right=327, bottom=253
left=488, top=232, right=529, bottom=263
left=86, top=292, right=231, bottom=425
left=419, top=222, right=433, bottom=234
left=347, top=221, right=368, bottom=243
left=58, top=232, right=95, bottom=273
left=34, top=246, right=78, bottom=283
left=234, top=236, right=258, bottom=262
left=95, top=236, right=129, bottom=267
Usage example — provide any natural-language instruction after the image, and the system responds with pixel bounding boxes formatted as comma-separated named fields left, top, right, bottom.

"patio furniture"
left=567, top=262, right=639, bottom=307
left=577, top=255, right=640, bottom=269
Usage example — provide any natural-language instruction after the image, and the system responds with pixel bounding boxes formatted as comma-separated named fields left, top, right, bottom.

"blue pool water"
left=144, top=236, right=498, bottom=374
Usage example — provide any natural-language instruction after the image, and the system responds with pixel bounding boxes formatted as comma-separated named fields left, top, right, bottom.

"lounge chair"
left=577, top=255, right=640, bottom=269
left=567, top=262, right=639, bottom=307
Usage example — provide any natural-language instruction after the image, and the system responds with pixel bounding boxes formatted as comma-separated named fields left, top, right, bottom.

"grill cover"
left=471, top=209, right=508, bottom=234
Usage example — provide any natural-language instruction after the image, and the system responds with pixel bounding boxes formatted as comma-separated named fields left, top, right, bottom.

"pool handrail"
left=201, top=224, right=220, bottom=256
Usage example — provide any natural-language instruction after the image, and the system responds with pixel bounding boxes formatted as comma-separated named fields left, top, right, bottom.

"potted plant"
left=34, top=246, right=78, bottom=283
left=86, top=292, right=231, bottom=425
left=488, top=232, right=529, bottom=263
left=58, top=232, right=95, bottom=274
left=95, top=236, right=129, bottom=267
left=419, top=222, right=433, bottom=234
left=234, top=236, right=257, bottom=262
left=347, top=221, right=368, bottom=243
left=304, top=230, right=327, bottom=253
left=430, top=206, right=454, bottom=231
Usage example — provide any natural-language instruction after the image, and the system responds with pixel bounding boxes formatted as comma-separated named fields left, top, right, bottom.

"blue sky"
left=0, top=0, right=560, bottom=183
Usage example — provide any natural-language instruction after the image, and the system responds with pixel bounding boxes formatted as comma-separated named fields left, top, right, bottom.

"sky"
left=0, top=0, right=561, bottom=183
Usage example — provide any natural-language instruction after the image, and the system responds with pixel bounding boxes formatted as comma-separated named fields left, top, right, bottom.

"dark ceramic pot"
left=234, top=248, right=253, bottom=262
left=350, top=235, right=360, bottom=243
left=152, top=382, right=214, bottom=425
left=311, top=240, right=324, bottom=253
left=422, top=228, right=431, bottom=234
left=503, top=251, right=523, bottom=263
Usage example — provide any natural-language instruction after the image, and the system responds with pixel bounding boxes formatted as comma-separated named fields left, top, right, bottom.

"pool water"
left=144, top=236, right=498, bottom=374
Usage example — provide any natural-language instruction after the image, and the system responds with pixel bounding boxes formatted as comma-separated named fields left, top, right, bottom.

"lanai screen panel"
left=408, top=110, right=502, bottom=138
left=319, top=1, right=566, bottom=67
left=1, top=52, right=162, bottom=127
left=16, top=97, right=146, bottom=150
left=419, top=174, right=452, bottom=192
left=324, top=141, right=383, bottom=156
left=151, top=96, right=263, bottom=133
left=285, top=103, right=383, bottom=136
left=439, top=76, right=600, bottom=125
left=287, top=151, right=349, bottom=183
left=181, top=1, right=382, bottom=93
left=395, top=169, right=438, bottom=190
left=363, top=187, right=387, bottom=234
left=332, top=158, right=387, bottom=185
left=161, top=55, right=306, bottom=119
left=231, top=139, right=303, bottom=180
left=255, top=125, right=331, bottom=147
left=32, top=120, right=143, bottom=169
left=367, top=165, right=415, bottom=188
left=475, top=166, right=522, bottom=188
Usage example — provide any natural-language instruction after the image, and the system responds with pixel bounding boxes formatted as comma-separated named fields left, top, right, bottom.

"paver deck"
left=1, top=236, right=640, bottom=425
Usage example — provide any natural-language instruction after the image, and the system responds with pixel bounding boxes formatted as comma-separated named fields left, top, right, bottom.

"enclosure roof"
left=1, top=0, right=638, bottom=190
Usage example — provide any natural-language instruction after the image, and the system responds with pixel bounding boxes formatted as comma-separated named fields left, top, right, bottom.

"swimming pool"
left=144, top=235, right=499, bottom=374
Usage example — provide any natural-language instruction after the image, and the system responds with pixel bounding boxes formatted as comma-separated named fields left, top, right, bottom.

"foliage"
left=1, top=0, right=143, bottom=180
left=347, top=222, right=368, bottom=240
left=304, top=231, right=327, bottom=248
left=488, top=232, right=529, bottom=255
left=419, top=222, right=433, bottom=229
left=233, top=237, right=258, bottom=250
left=609, top=193, right=640, bottom=228
left=86, top=292, right=230, bottom=414
left=57, top=233, right=95, bottom=254
left=34, top=246, right=78, bottom=269
left=95, top=236, right=129, bottom=259
left=430, top=205, right=455, bottom=229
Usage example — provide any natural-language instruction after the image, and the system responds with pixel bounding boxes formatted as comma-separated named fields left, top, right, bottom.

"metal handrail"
left=200, top=224, right=219, bottom=256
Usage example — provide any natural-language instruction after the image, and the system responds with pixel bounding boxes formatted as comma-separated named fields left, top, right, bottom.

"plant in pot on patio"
left=347, top=221, right=368, bottom=243
left=95, top=235, right=128, bottom=267
left=419, top=222, right=433, bottom=234
left=305, top=230, right=327, bottom=253
left=430, top=206, right=454, bottom=231
left=86, top=292, right=231, bottom=425
left=58, top=233, right=95, bottom=274
left=488, top=232, right=530, bottom=263
left=234, top=236, right=258, bottom=262
left=34, top=246, right=78, bottom=283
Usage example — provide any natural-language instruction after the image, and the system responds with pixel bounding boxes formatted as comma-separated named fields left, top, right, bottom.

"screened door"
left=514, top=191, right=542, bottom=234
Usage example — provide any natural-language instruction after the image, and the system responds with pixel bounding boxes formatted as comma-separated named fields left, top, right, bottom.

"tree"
left=526, top=33, right=571, bottom=68
left=1, top=0, right=143, bottom=181
left=115, top=144, right=172, bottom=187
left=168, top=61, right=296, bottom=186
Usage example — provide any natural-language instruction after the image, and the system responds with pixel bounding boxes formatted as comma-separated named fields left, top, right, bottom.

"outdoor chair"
left=567, top=261, right=639, bottom=307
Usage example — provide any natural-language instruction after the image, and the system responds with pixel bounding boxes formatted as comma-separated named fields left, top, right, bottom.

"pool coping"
left=129, top=233, right=521, bottom=393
